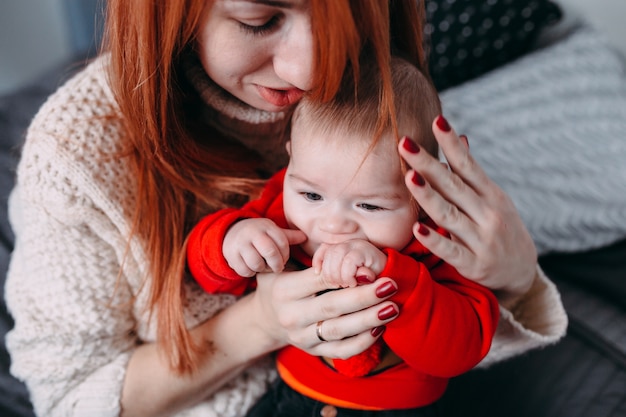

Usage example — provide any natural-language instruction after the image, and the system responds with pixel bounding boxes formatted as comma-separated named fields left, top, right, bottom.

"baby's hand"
left=223, top=218, right=306, bottom=277
left=312, top=239, right=387, bottom=288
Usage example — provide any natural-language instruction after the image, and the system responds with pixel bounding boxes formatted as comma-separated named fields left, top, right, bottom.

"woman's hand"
left=398, top=115, right=537, bottom=305
left=252, top=268, right=399, bottom=359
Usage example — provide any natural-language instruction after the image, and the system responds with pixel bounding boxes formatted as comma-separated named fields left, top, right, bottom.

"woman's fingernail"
left=378, top=305, right=399, bottom=320
left=459, top=134, right=469, bottom=148
left=436, top=115, right=451, bottom=132
left=402, top=136, right=420, bottom=154
left=371, top=326, right=386, bottom=337
left=411, top=172, right=426, bottom=186
left=417, top=223, right=430, bottom=236
left=375, top=281, right=397, bottom=298
left=356, top=275, right=372, bottom=284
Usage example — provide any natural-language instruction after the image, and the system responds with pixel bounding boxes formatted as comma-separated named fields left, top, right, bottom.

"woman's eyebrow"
left=234, top=0, right=295, bottom=8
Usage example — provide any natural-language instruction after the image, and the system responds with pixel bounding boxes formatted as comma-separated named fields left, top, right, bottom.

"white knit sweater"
left=5, top=56, right=566, bottom=416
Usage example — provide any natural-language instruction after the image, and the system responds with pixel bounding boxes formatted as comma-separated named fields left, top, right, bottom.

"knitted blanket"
left=441, top=27, right=626, bottom=255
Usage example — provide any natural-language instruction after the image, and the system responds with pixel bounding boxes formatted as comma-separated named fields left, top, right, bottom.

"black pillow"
left=424, top=0, right=562, bottom=91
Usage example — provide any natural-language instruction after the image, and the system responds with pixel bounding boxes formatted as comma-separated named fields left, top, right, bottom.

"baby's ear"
left=285, top=140, right=292, bottom=156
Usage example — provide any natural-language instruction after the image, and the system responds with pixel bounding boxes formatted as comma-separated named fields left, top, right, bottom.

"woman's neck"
left=184, top=56, right=292, bottom=174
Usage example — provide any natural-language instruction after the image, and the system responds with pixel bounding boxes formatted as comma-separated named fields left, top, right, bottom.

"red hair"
left=103, top=0, right=427, bottom=374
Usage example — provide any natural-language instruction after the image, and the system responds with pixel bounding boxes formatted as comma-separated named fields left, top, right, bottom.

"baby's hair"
left=293, top=57, right=441, bottom=160
left=292, top=58, right=441, bottom=218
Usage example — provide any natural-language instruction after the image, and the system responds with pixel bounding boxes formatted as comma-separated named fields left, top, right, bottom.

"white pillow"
left=441, top=27, right=626, bottom=254
left=552, top=0, right=626, bottom=59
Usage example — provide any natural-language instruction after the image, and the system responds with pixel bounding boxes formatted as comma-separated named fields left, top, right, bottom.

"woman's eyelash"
left=238, top=15, right=281, bottom=35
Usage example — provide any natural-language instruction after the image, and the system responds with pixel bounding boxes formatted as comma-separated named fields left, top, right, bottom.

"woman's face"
left=197, top=0, right=313, bottom=112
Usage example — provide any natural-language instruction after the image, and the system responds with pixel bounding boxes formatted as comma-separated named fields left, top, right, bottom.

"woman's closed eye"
left=238, top=14, right=282, bottom=36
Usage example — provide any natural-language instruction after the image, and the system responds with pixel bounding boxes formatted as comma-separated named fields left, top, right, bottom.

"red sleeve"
left=186, top=169, right=287, bottom=296
left=380, top=247, right=499, bottom=378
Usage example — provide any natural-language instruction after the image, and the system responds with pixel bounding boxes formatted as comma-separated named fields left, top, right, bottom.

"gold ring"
left=316, top=320, right=328, bottom=342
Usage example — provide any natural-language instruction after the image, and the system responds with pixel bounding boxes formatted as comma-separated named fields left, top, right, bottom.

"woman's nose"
left=273, top=16, right=313, bottom=91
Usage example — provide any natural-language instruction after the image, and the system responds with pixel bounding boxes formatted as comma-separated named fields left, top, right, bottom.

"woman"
left=4, top=1, right=566, bottom=416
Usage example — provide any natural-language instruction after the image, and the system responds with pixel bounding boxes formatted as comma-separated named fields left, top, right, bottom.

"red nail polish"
left=378, top=305, right=398, bottom=320
left=436, top=115, right=451, bottom=132
left=356, top=275, right=372, bottom=284
left=402, top=137, right=420, bottom=154
left=375, top=281, right=397, bottom=298
left=417, top=223, right=430, bottom=236
left=371, top=326, right=386, bottom=337
left=411, top=172, right=426, bottom=186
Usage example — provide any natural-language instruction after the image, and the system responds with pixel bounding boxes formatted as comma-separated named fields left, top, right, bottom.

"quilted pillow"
left=425, top=0, right=563, bottom=91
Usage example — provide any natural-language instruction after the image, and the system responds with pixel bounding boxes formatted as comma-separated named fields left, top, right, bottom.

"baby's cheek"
left=374, top=223, right=415, bottom=252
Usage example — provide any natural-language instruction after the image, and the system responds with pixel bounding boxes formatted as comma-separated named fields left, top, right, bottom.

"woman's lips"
left=256, top=85, right=304, bottom=107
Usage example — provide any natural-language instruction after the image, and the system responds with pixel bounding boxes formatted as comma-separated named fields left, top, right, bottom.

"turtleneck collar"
left=183, top=56, right=292, bottom=173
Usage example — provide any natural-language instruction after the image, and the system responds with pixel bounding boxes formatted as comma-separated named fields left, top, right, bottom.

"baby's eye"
left=358, top=203, right=385, bottom=212
left=238, top=15, right=281, bottom=35
left=302, top=192, right=322, bottom=202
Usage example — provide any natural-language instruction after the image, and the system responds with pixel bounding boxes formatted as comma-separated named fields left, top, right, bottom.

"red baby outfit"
left=187, top=168, right=499, bottom=410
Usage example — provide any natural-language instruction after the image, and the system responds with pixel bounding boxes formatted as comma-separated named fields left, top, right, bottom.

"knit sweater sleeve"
left=380, top=248, right=500, bottom=377
left=6, top=145, right=135, bottom=416
left=478, top=264, right=568, bottom=367
left=2, top=59, right=143, bottom=417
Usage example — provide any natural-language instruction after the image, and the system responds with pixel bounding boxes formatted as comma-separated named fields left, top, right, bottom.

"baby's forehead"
left=291, top=120, right=396, bottom=153
left=289, top=131, right=404, bottom=183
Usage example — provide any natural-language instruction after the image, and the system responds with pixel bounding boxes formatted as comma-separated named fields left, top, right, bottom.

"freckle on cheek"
left=204, top=339, right=219, bottom=355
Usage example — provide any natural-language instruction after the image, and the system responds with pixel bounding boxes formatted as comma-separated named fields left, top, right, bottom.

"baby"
left=187, top=57, right=499, bottom=414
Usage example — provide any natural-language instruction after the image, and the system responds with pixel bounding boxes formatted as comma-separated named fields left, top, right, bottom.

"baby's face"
left=283, top=125, right=418, bottom=257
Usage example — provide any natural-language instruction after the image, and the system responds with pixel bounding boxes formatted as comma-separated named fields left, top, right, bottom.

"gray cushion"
left=425, top=0, right=563, bottom=90
left=441, top=26, right=626, bottom=254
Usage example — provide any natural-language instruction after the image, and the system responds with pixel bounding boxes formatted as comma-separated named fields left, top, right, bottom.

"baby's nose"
left=319, top=212, right=358, bottom=234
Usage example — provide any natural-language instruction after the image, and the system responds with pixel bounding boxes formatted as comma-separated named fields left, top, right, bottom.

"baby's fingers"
left=354, top=266, right=375, bottom=284
left=282, top=228, right=307, bottom=246
left=311, top=244, right=329, bottom=275
left=252, top=240, right=285, bottom=273
left=321, top=248, right=352, bottom=287
left=229, top=250, right=259, bottom=277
